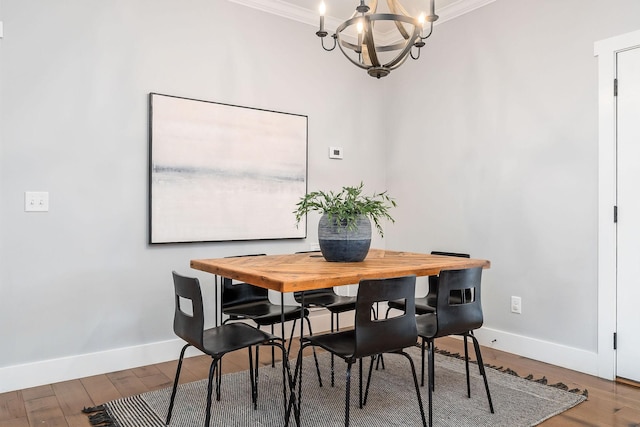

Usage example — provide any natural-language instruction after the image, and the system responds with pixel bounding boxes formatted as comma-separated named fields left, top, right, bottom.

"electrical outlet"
left=511, top=296, right=522, bottom=314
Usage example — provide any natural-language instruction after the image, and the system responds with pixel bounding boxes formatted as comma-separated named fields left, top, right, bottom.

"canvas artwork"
left=149, top=93, right=308, bottom=243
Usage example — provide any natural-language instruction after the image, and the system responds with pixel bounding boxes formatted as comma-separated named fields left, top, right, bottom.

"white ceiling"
left=228, top=0, right=496, bottom=30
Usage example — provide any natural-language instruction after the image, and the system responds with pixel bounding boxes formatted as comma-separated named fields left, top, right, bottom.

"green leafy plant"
left=294, top=182, right=397, bottom=237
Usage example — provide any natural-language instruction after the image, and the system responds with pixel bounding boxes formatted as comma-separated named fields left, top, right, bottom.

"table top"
left=190, top=249, right=491, bottom=293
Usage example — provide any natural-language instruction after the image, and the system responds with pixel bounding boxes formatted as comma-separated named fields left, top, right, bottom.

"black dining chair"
left=221, top=254, right=322, bottom=385
left=296, top=275, right=427, bottom=427
left=385, top=251, right=471, bottom=318
left=416, top=267, right=494, bottom=427
left=167, top=272, right=292, bottom=427
left=293, top=251, right=357, bottom=387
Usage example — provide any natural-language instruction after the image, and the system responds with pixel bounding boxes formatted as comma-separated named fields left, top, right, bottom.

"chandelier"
left=316, top=0, right=439, bottom=79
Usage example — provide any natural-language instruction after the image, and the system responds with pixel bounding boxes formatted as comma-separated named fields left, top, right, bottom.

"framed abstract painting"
left=149, top=93, right=307, bottom=244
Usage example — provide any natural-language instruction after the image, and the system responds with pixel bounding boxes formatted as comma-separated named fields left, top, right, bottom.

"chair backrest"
left=353, top=275, right=417, bottom=358
left=434, top=267, right=484, bottom=337
left=428, top=251, right=470, bottom=296
left=172, top=271, right=205, bottom=349
left=221, top=254, right=269, bottom=309
left=293, top=288, right=336, bottom=303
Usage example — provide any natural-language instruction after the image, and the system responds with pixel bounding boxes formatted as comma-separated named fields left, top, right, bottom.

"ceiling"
left=228, top=0, right=496, bottom=30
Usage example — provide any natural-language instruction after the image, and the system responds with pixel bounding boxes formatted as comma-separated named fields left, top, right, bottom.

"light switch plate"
left=25, top=191, right=49, bottom=212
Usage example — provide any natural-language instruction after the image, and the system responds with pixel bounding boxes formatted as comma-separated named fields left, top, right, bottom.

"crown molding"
left=227, top=0, right=496, bottom=33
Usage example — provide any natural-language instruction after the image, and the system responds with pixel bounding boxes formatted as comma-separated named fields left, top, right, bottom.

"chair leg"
left=363, top=355, right=375, bottom=406
left=399, top=350, right=428, bottom=427
left=420, top=338, right=425, bottom=387
left=384, top=305, right=392, bottom=319
left=215, top=359, right=222, bottom=401
left=304, top=317, right=323, bottom=387
left=374, top=307, right=385, bottom=371
left=274, top=342, right=289, bottom=419
left=285, top=319, right=295, bottom=355
left=272, top=324, right=276, bottom=368
left=166, top=343, right=190, bottom=424
left=429, top=340, right=435, bottom=392
left=359, top=358, right=363, bottom=409
left=293, top=342, right=312, bottom=423
left=248, top=346, right=257, bottom=409
left=426, top=345, right=434, bottom=427
left=464, top=334, right=471, bottom=398
left=254, top=341, right=291, bottom=419
left=204, top=357, right=219, bottom=427
left=330, top=313, right=336, bottom=387
left=469, top=332, right=495, bottom=413
left=345, top=361, right=353, bottom=427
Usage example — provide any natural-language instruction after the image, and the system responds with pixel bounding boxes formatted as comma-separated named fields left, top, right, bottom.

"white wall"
left=386, top=0, right=640, bottom=374
left=0, top=0, right=389, bottom=392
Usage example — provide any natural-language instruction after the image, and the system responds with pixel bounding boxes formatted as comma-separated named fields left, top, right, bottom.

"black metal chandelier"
left=316, top=0, right=439, bottom=79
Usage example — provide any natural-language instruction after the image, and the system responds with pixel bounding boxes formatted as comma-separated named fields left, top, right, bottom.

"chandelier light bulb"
left=317, top=1, right=327, bottom=35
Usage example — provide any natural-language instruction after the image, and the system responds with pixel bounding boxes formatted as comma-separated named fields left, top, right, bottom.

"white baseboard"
left=0, top=310, right=351, bottom=394
left=472, top=327, right=599, bottom=377
left=0, top=339, right=200, bottom=393
left=0, top=314, right=597, bottom=393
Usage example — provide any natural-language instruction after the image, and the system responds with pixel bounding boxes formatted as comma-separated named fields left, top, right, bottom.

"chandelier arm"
left=387, top=48, right=411, bottom=70
left=363, top=17, right=381, bottom=67
left=336, top=35, right=371, bottom=70
left=321, top=34, right=338, bottom=52
left=383, top=25, right=420, bottom=69
left=419, top=22, right=434, bottom=41
left=410, top=46, right=421, bottom=60
left=386, top=0, right=411, bottom=40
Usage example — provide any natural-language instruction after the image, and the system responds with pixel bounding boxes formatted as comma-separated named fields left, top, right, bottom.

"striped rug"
left=84, top=346, right=586, bottom=426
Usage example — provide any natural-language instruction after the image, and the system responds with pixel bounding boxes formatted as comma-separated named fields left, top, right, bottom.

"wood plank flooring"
left=1, top=337, right=639, bottom=427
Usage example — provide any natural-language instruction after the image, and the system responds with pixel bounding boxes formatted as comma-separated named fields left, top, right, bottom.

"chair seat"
left=306, top=330, right=356, bottom=359
left=388, top=296, right=435, bottom=314
left=224, top=301, right=309, bottom=326
left=415, top=313, right=438, bottom=339
left=303, top=293, right=357, bottom=314
left=202, top=323, right=276, bottom=356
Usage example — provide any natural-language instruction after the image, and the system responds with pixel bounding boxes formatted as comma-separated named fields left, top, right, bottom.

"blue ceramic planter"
left=318, top=213, right=372, bottom=262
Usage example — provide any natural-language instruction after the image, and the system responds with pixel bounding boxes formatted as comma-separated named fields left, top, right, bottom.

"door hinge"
left=614, top=205, right=618, bottom=223
left=614, top=78, right=618, bottom=96
left=614, top=332, right=617, bottom=350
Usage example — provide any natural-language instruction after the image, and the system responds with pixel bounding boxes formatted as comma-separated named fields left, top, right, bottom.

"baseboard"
left=0, top=339, right=206, bottom=394
left=0, top=315, right=597, bottom=393
left=0, top=310, right=347, bottom=394
left=472, top=327, right=599, bottom=377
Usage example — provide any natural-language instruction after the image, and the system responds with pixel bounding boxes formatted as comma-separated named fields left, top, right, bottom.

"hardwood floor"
left=1, top=337, right=639, bottom=427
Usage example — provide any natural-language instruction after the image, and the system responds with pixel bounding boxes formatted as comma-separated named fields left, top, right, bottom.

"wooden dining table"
left=190, top=249, right=490, bottom=425
left=190, top=248, right=490, bottom=293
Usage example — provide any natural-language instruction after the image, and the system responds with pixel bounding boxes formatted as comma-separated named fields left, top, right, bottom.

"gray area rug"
left=85, top=347, right=586, bottom=426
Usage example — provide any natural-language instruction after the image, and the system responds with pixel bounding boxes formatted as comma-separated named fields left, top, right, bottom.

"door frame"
left=595, top=29, right=640, bottom=381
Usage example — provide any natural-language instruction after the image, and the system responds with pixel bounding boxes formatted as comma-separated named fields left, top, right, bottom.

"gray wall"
left=0, top=0, right=387, bottom=372
left=386, top=0, right=640, bottom=353
left=2, top=0, right=640, bottom=389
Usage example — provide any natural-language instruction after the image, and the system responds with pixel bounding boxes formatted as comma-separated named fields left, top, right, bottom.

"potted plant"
left=294, top=182, right=396, bottom=262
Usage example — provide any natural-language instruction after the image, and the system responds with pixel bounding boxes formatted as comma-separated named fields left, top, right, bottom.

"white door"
left=616, top=46, right=640, bottom=383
